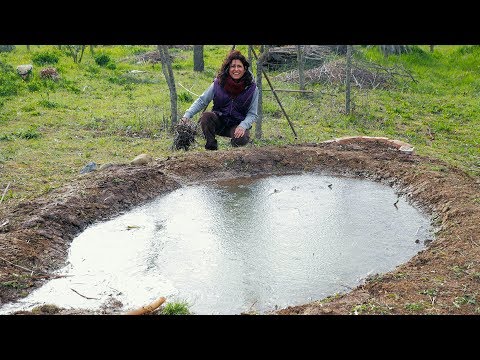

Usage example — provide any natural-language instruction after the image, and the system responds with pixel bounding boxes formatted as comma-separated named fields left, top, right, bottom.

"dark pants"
left=199, top=111, right=250, bottom=150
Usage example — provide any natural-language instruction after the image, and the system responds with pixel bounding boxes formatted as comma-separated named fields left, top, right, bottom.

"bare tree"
left=193, top=45, right=204, bottom=72
left=345, top=45, right=352, bottom=114
left=379, top=45, right=410, bottom=57
left=158, top=45, right=178, bottom=130
left=255, top=45, right=265, bottom=139
left=296, top=45, right=305, bottom=93
left=64, top=45, right=86, bottom=63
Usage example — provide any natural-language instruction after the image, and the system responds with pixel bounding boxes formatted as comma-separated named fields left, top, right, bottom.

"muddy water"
left=0, top=174, right=434, bottom=315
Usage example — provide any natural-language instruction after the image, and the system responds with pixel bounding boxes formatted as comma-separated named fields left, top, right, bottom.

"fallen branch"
left=0, top=182, right=11, bottom=204
left=263, top=88, right=314, bottom=93
left=0, top=255, right=35, bottom=273
left=178, top=82, right=199, bottom=97
left=0, top=219, right=9, bottom=228
left=31, top=274, right=73, bottom=280
left=0, top=255, right=71, bottom=279
left=470, top=236, right=480, bottom=248
left=71, top=288, right=100, bottom=300
left=125, top=296, right=166, bottom=315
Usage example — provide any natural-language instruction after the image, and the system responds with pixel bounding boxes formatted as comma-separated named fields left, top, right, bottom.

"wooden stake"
left=249, top=46, right=298, bottom=139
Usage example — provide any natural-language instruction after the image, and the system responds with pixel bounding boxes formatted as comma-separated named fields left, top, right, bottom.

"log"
left=125, top=297, right=166, bottom=315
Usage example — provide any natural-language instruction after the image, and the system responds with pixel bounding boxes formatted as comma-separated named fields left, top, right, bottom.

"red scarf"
left=223, top=76, right=246, bottom=98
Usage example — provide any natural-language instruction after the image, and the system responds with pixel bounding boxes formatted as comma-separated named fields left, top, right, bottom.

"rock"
left=99, top=163, right=114, bottom=170
left=130, top=154, right=152, bottom=165
left=17, top=64, right=33, bottom=79
left=80, top=162, right=97, bottom=174
left=399, top=145, right=415, bottom=154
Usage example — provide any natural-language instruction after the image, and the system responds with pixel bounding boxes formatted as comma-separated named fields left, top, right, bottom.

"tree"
left=64, top=45, right=86, bottom=63
left=255, top=45, right=265, bottom=139
left=345, top=45, right=352, bottom=114
left=296, top=45, right=305, bottom=93
left=379, top=45, right=410, bottom=57
left=193, top=45, right=204, bottom=72
left=157, top=45, right=178, bottom=130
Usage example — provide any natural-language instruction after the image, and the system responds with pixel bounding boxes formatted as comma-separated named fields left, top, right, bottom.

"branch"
left=0, top=255, right=34, bottom=273
left=0, top=182, right=11, bottom=204
left=178, top=82, right=200, bottom=97
left=263, top=88, right=313, bottom=93
left=71, top=288, right=100, bottom=300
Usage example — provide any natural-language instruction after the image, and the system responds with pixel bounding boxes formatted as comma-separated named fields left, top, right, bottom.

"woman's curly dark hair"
left=216, top=49, right=253, bottom=86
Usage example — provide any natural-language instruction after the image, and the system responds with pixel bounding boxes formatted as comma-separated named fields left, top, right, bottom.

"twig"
left=263, top=88, right=314, bottom=93
left=470, top=236, right=480, bottom=248
left=31, top=274, right=73, bottom=280
left=71, top=288, right=100, bottom=300
left=0, top=255, right=35, bottom=273
left=0, top=182, right=11, bottom=204
left=0, top=255, right=69, bottom=279
left=248, top=299, right=258, bottom=312
left=0, top=219, right=9, bottom=228
left=178, top=82, right=199, bottom=97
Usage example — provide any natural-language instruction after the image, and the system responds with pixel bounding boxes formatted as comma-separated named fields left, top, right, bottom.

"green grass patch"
left=161, top=300, right=191, bottom=315
left=0, top=44, right=478, bottom=209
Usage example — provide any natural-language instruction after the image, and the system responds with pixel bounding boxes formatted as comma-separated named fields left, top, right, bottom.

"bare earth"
left=1, top=138, right=479, bottom=315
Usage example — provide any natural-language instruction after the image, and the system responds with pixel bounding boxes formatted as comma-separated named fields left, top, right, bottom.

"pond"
left=0, top=173, right=434, bottom=315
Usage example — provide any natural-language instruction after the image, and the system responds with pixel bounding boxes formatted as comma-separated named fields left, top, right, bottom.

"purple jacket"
left=212, top=78, right=257, bottom=127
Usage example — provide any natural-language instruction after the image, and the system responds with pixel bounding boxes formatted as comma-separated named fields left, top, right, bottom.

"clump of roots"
left=173, top=118, right=199, bottom=150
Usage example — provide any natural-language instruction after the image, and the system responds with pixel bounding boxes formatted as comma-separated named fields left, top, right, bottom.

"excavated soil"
left=1, top=139, right=479, bottom=315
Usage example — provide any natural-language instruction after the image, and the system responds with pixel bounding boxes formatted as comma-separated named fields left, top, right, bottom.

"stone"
left=130, top=153, right=152, bottom=165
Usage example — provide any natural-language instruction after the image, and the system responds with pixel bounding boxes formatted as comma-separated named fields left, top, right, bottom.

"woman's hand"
left=234, top=126, right=245, bottom=138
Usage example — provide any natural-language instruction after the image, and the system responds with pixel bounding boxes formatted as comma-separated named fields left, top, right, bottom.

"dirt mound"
left=1, top=139, right=479, bottom=315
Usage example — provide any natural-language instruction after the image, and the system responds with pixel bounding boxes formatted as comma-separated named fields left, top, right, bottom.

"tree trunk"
left=193, top=45, right=204, bottom=72
left=345, top=45, right=352, bottom=115
left=255, top=45, right=264, bottom=139
left=78, top=45, right=86, bottom=64
left=380, top=45, right=410, bottom=57
left=248, top=45, right=253, bottom=67
left=296, top=45, right=305, bottom=93
left=430, top=45, right=434, bottom=52
left=158, top=45, right=178, bottom=130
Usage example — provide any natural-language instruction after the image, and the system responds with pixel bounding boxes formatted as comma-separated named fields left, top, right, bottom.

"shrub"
left=0, top=61, right=21, bottom=97
left=94, top=53, right=111, bottom=67
left=40, top=67, right=60, bottom=81
left=32, top=51, right=60, bottom=66
left=0, top=45, right=15, bottom=53
left=178, top=92, right=193, bottom=102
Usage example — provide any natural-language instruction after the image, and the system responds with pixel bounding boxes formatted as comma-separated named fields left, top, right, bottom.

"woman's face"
left=229, top=59, right=245, bottom=80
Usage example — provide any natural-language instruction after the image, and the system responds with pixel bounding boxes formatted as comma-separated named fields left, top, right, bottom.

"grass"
left=160, top=300, right=191, bottom=315
left=0, top=44, right=479, bottom=210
